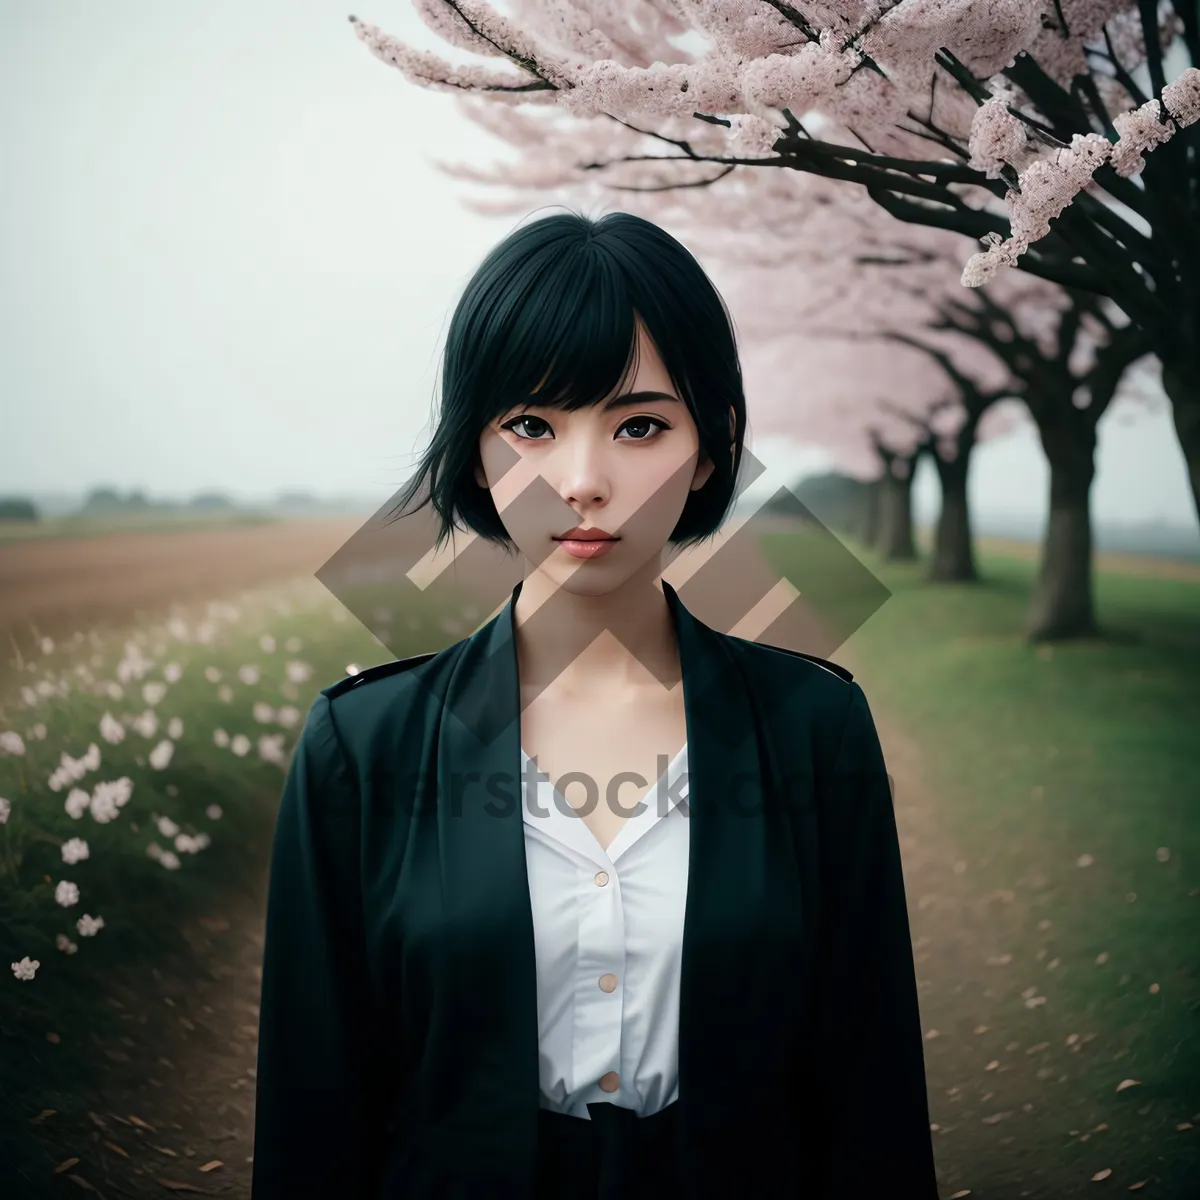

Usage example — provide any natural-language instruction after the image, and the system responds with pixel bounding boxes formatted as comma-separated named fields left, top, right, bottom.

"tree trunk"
left=927, top=404, right=981, bottom=582
left=860, top=478, right=882, bottom=547
left=929, top=448, right=977, bottom=582
left=1027, top=424, right=1098, bottom=641
left=878, top=468, right=917, bottom=562
left=1162, top=359, right=1200, bottom=527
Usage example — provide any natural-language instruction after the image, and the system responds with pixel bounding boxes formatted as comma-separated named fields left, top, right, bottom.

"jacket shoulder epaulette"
left=757, top=643, right=854, bottom=684
left=320, top=651, right=438, bottom=700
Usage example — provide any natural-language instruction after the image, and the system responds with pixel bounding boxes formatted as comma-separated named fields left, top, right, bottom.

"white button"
left=594, top=870, right=609, bottom=887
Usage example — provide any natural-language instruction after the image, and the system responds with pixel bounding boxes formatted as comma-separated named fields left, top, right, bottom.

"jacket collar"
left=431, top=576, right=787, bottom=1187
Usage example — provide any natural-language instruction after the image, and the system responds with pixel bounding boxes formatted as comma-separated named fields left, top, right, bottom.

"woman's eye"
left=617, top=416, right=669, bottom=441
left=502, top=415, right=553, bottom=440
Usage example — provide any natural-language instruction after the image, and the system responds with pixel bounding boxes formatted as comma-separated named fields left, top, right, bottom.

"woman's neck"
left=512, top=558, right=682, bottom=697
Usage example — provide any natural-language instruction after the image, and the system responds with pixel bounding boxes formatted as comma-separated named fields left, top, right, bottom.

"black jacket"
left=251, top=578, right=938, bottom=1198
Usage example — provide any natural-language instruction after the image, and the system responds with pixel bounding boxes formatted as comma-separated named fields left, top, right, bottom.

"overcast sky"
left=2, top=1, right=1196, bottom=531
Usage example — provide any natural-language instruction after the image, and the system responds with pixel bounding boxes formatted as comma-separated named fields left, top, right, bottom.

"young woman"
left=251, top=210, right=938, bottom=1199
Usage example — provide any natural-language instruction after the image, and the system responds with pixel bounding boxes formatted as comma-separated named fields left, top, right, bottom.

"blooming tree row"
left=350, top=0, right=1200, bottom=523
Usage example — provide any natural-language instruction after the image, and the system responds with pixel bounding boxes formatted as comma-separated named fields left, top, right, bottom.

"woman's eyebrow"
left=601, top=390, right=681, bottom=410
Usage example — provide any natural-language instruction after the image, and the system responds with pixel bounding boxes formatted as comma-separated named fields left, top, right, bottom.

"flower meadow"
left=0, top=574, right=453, bottom=999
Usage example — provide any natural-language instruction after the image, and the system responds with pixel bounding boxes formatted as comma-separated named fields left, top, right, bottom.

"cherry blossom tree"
left=660, top=176, right=1155, bottom=636
left=742, top=326, right=1023, bottom=570
left=349, top=1, right=1200, bottom=522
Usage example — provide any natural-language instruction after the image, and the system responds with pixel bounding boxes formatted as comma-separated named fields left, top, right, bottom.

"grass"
left=760, top=529, right=1200, bottom=1195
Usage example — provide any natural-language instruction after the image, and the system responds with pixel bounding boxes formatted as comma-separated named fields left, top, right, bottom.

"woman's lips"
left=554, top=536, right=619, bottom=560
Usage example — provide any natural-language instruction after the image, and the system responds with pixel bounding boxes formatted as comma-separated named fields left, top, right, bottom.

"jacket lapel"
left=430, top=577, right=790, bottom=1189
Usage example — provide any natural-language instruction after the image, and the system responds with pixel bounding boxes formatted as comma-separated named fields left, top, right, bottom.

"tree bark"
left=1027, top=419, right=1099, bottom=641
left=877, top=464, right=918, bottom=562
left=1162, top=359, right=1200, bottom=527
left=928, top=447, right=977, bottom=582
left=927, top=405, right=981, bottom=583
left=859, top=477, right=882, bottom=547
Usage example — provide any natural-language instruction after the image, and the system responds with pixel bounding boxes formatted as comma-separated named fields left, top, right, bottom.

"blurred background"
left=2, top=3, right=1198, bottom=1198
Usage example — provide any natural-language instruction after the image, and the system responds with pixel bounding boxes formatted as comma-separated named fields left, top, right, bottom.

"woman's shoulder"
left=307, top=644, right=461, bottom=766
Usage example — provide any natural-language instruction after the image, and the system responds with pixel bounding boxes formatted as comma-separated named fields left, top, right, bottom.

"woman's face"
left=475, top=322, right=725, bottom=595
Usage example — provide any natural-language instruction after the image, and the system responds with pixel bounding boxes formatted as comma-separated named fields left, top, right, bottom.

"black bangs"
left=479, top=237, right=644, bottom=422
left=384, top=207, right=749, bottom=556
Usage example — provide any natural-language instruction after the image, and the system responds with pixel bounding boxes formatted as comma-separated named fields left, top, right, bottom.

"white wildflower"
left=11, top=956, right=39, bottom=980
left=218, top=685, right=233, bottom=703
left=88, top=788, right=119, bottom=824
left=212, top=728, right=230, bottom=748
left=142, top=681, right=167, bottom=707
left=260, top=634, right=276, bottom=653
left=204, top=666, right=222, bottom=683
left=0, top=731, right=26, bottom=756
left=166, top=716, right=183, bottom=740
left=253, top=702, right=276, bottom=724
left=156, top=815, right=179, bottom=839
left=0, top=797, right=10, bottom=824
left=54, top=880, right=80, bottom=907
left=65, top=788, right=91, bottom=820
left=61, top=837, right=89, bottom=864
left=99, top=712, right=125, bottom=744
left=237, top=665, right=260, bottom=686
left=93, top=777, right=133, bottom=812
left=284, top=636, right=302, bottom=653
left=206, top=804, right=223, bottom=821
left=76, top=913, right=104, bottom=936
left=230, top=734, right=251, bottom=758
left=275, top=705, right=300, bottom=728
left=148, top=739, right=174, bottom=770
left=285, top=661, right=312, bottom=684
left=159, top=851, right=181, bottom=870
left=258, top=733, right=286, bottom=764
left=163, top=661, right=182, bottom=683
left=131, top=710, right=158, bottom=739
left=40, top=636, right=54, bottom=654
left=56, top=933, right=78, bottom=954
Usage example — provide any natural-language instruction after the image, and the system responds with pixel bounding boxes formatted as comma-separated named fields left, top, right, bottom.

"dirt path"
left=18, top=877, right=269, bottom=1198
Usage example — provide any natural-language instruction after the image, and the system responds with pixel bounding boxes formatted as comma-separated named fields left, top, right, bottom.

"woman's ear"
left=474, top=460, right=488, bottom=489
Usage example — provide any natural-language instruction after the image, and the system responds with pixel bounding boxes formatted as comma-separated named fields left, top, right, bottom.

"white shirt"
left=520, top=742, right=690, bottom=1120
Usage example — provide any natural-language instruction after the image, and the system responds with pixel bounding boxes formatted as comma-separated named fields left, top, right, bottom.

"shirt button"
left=598, top=973, right=618, bottom=993
left=594, top=870, right=609, bottom=887
left=598, top=1071, right=620, bottom=1093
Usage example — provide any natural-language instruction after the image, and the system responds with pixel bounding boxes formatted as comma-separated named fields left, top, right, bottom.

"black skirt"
left=534, top=1100, right=684, bottom=1199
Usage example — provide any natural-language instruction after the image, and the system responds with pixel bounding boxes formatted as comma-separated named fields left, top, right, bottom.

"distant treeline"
left=1, top=487, right=378, bottom=521
left=760, top=471, right=864, bottom=533
left=0, top=496, right=40, bottom=521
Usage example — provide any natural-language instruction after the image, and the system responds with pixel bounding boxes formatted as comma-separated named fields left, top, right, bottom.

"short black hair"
left=385, top=207, right=748, bottom=555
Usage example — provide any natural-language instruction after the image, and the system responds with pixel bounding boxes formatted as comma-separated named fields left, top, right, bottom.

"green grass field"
left=760, top=531, right=1200, bottom=1195
left=2, top=531, right=1197, bottom=1196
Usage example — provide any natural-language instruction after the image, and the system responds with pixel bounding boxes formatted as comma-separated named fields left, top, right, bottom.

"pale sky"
left=2, top=0, right=1196, bottom=531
